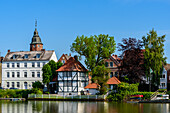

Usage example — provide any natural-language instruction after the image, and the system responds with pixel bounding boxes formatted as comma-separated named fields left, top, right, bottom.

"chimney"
left=74, top=55, right=78, bottom=61
left=69, top=53, right=71, bottom=56
left=115, top=55, right=117, bottom=58
left=41, top=49, right=45, bottom=51
left=8, top=49, right=10, bottom=53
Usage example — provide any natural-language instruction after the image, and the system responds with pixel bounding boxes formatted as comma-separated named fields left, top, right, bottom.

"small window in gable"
left=36, top=54, right=41, bottom=58
left=24, top=54, right=28, bottom=59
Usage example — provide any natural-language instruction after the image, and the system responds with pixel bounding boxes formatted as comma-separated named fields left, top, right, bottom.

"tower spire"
left=35, top=19, right=37, bottom=28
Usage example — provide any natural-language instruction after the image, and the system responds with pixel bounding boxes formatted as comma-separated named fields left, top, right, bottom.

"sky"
left=0, top=0, right=170, bottom=64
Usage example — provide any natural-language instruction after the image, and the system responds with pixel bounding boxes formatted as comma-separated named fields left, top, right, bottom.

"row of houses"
left=0, top=25, right=121, bottom=95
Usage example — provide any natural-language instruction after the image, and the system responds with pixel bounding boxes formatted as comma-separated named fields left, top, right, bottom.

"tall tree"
left=71, top=34, right=116, bottom=94
left=42, top=64, right=52, bottom=85
left=48, top=60, right=58, bottom=81
left=118, top=38, right=144, bottom=83
left=142, top=29, right=166, bottom=91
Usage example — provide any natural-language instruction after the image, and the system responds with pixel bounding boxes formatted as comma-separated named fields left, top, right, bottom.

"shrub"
left=131, top=92, right=154, bottom=100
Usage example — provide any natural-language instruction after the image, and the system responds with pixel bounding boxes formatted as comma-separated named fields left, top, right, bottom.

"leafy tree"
left=56, top=61, right=63, bottom=69
left=142, top=29, right=166, bottom=91
left=42, top=64, right=52, bottom=85
left=48, top=60, right=58, bottom=81
left=118, top=38, right=144, bottom=83
left=71, top=34, right=116, bottom=94
left=32, top=81, right=43, bottom=89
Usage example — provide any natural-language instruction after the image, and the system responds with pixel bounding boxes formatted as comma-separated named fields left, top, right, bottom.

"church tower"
left=30, top=21, right=43, bottom=51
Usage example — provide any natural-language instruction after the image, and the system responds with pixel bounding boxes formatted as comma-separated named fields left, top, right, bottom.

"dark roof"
left=3, top=50, right=54, bottom=61
left=30, top=28, right=43, bottom=45
left=56, top=57, right=88, bottom=72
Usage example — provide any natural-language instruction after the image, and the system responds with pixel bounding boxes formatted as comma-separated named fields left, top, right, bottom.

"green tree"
left=42, top=64, right=52, bottom=85
left=71, top=34, right=116, bottom=94
left=142, top=29, right=167, bottom=91
left=56, top=61, right=63, bottom=69
left=48, top=60, right=58, bottom=81
left=32, top=81, right=43, bottom=89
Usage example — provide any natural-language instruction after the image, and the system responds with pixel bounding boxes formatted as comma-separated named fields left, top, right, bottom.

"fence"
left=28, top=94, right=106, bottom=100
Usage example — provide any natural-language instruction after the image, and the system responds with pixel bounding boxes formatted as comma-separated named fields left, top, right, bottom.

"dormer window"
left=12, top=55, right=17, bottom=59
left=36, top=54, right=41, bottom=58
left=24, top=54, right=28, bottom=59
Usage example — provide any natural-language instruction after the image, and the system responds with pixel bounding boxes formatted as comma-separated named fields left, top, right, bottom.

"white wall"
left=2, top=60, right=49, bottom=89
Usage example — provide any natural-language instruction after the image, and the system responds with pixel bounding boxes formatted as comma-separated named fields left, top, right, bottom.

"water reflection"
left=0, top=101, right=170, bottom=113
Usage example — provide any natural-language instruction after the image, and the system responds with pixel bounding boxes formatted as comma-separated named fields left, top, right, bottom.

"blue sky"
left=0, top=0, right=170, bottom=64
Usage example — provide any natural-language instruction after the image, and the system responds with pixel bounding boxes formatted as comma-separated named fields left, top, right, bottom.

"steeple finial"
left=35, top=19, right=37, bottom=28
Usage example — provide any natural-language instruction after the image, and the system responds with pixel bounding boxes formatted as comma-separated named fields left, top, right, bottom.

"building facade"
left=1, top=28, right=57, bottom=89
left=55, top=56, right=89, bottom=95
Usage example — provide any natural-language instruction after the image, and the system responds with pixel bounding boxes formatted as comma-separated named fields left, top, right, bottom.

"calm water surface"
left=0, top=100, right=169, bottom=113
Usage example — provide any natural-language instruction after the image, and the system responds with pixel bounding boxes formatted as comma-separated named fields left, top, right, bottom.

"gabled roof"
left=107, top=77, right=121, bottom=85
left=56, top=57, right=88, bottom=72
left=165, top=64, right=170, bottom=71
left=58, top=54, right=71, bottom=63
left=3, top=50, right=54, bottom=61
left=84, top=83, right=100, bottom=89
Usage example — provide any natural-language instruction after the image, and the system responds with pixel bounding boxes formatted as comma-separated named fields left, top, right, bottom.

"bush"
left=107, top=82, right=139, bottom=101
left=131, top=92, right=154, bottom=100
left=32, top=81, right=43, bottom=89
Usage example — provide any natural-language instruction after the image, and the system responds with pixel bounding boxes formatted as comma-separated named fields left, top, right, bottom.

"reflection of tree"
left=36, top=101, right=42, bottom=112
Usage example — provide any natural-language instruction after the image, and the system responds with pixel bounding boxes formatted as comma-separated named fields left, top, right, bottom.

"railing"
left=28, top=94, right=106, bottom=100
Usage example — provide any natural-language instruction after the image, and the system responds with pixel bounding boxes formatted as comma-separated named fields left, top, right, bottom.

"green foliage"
left=31, top=88, right=43, bottom=94
left=107, top=82, right=139, bottom=101
left=42, top=64, right=52, bottom=84
left=158, top=89, right=167, bottom=92
left=48, top=60, right=58, bottom=81
left=32, top=81, right=43, bottom=89
left=142, top=29, right=167, bottom=88
left=56, top=61, right=63, bottom=69
left=71, top=34, right=116, bottom=94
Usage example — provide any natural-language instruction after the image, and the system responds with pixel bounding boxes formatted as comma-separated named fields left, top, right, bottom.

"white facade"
left=159, top=67, right=167, bottom=89
left=58, top=71, right=89, bottom=95
left=2, top=51, right=57, bottom=89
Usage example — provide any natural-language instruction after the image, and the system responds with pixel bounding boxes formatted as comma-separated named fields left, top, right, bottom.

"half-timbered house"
left=56, top=56, right=89, bottom=95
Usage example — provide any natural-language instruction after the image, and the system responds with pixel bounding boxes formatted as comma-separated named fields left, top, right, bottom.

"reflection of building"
left=55, top=56, right=89, bottom=95
left=1, top=25, right=57, bottom=89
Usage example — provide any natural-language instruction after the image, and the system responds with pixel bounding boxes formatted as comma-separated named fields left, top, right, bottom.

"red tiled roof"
left=107, top=77, right=121, bottom=84
left=56, top=57, right=88, bottom=72
left=84, top=83, right=100, bottom=89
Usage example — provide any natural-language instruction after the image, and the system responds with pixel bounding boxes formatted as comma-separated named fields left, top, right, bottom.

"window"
left=7, top=72, right=10, bottom=78
left=32, top=72, right=35, bottom=77
left=32, top=62, right=35, bottom=67
left=105, top=62, right=108, bottom=67
left=110, top=72, right=113, bottom=78
left=24, top=54, right=28, bottom=59
left=68, top=81, right=72, bottom=87
left=17, top=72, right=20, bottom=77
left=24, top=63, right=27, bottom=67
left=24, top=72, right=27, bottom=77
left=34, top=45, right=36, bottom=48
left=12, top=72, right=15, bottom=77
left=17, top=82, right=20, bottom=87
left=64, top=81, right=67, bottom=87
left=7, top=63, right=10, bottom=68
left=37, top=72, right=40, bottom=77
left=36, top=54, right=41, bottom=58
left=162, top=74, right=165, bottom=78
left=110, top=62, right=113, bottom=67
left=17, top=63, right=20, bottom=67
left=7, top=82, right=9, bottom=87
left=62, top=60, right=65, bottom=64
left=12, top=82, right=14, bottom=88
left=43, top=62, right=46, bottom=66
left=38, top=45, right=40, bottom=48
left=37, top=62, right=40, bottom=67
left=12, top=63, right=15, bottom=67
left=161, top=83, right=166, bottom=87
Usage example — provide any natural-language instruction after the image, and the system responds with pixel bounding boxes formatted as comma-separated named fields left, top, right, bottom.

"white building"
left=1, top=27, right=57, bottom=89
